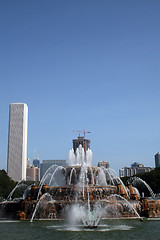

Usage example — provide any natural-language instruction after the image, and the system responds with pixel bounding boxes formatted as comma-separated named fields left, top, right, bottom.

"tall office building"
left=33, top=159, right=40, bottom=168
left=73, top=136, right=90, bottom=153
left=7, top=103, right=28, bottom=182
left=155, top=152, right=160, bottom=168
left=26, top=165, right=40, bottom=182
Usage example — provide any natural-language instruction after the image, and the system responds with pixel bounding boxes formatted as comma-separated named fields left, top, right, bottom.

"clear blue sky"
left=0, top=0, right=160, bottom=173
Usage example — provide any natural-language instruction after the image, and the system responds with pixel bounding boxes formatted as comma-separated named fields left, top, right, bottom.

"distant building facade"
left=26, top=165, right=40, bottom=181
left=155, top=152, right=160, bottom=168
left=7, top=103, right=28, bottom=182
left=119, top=162, right=153, bottom=178
left=98, top=161, right=109, bottom=168
left=27, top=158, right=30, bottom=167
left=40, top=160, right=67, bottom=179
left=33, top=159, right=40, bottom=168
left=26, top=158, right=40, bottom=181
left=73, top=136, right=90, bottom=153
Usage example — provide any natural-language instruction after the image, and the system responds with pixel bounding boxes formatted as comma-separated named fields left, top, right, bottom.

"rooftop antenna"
left=73, top=129, right=91, bottom=139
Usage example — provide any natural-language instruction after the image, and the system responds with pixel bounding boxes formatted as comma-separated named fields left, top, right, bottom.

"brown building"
left=73, top=136, right=90, bottom=153
left=26, top=165, right=40, bottom=181
left=98, top=161, right=110, bottom=168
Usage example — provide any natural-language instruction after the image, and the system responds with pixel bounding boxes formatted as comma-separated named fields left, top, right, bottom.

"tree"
left=0, top=169, right=16, bottom=201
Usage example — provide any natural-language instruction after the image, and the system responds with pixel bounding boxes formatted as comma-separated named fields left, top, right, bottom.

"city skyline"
left=0, top=1, right=160, bottom=173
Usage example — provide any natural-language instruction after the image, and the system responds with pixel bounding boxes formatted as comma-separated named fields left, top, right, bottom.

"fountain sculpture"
left=0, top=135, right=160, bottom=225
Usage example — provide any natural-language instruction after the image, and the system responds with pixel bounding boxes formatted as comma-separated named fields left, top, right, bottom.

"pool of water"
left=0, top=219, right=160, bottom=240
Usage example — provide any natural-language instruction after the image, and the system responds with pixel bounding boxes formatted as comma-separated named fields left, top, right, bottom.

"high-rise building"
left=7, top=103, right=28, bottom=182
left=26, top=157, right=40, bottom=182
left=33, top=159, right=40, bottom=168
left=26, top=165, right=40, bottom=181
left=73, top=136, right=90, bottom=153
left=155, top=152, right=160, bottom=168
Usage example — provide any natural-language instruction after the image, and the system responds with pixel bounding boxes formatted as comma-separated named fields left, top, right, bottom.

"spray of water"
left=131, top=177, right=155, bottom=198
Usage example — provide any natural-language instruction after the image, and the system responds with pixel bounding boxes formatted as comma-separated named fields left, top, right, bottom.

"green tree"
left=0, top=169, right=16, bottom=201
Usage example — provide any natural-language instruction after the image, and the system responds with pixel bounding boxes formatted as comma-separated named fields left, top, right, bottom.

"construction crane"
left=73, top=129, right=91, bottom=139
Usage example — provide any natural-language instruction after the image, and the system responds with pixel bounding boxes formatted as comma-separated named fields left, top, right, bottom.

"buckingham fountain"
left=1, top=135, right=160, bottom=226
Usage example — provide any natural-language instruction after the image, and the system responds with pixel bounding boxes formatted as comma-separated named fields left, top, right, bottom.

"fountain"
left=27, top=135, right=141, bottom=227
left=1, top=135, right=160, bottom=225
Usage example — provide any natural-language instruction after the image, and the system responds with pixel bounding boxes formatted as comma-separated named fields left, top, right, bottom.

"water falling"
left=131, top=177, right=155, bottom=198
left=104, top=194, right=141, bottom=219
left=30, top=193, right=53, bottom=223
left=7, top=180, right=27, bottom=201
left=68, top=145, right=93, bottom=166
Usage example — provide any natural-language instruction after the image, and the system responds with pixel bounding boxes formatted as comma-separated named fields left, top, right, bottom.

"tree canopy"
left=0, top=169, right=16, bottom=201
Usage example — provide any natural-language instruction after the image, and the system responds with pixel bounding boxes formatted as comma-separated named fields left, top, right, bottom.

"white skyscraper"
left=7, top=103, right=28, bottom=182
